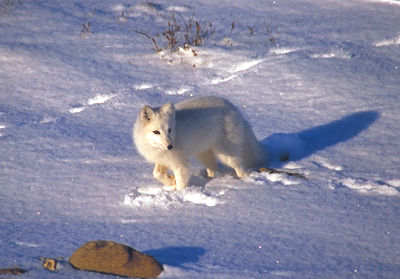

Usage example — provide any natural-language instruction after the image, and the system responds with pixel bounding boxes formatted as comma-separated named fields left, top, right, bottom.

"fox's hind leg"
left=153, top=164, right=176, bottom=187
left=214, top=143, right=248, bottom=179
left=196, top=149, right=218, bottom=178
left=217, top=153, right=248, bottom=178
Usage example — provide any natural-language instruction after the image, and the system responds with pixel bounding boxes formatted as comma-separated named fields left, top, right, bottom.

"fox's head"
left=136, top=102, right=176, bottom=151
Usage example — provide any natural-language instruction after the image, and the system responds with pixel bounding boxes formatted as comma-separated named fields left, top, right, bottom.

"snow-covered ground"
left=1, top=0, right=400, bottom=278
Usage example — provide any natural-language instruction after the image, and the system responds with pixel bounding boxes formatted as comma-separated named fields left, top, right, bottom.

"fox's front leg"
left=172, top=166, right=190, bottom=191
left=153, top=164, right=176, bottom=187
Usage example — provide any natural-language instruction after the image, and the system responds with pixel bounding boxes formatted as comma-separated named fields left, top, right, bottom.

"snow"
left=124, top=186, right=223, bottom=208
left=1, top=0, right=400, bottom=278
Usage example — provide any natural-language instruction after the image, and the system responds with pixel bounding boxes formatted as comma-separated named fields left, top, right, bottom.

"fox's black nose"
left=167, top=145, right=173, bottom=150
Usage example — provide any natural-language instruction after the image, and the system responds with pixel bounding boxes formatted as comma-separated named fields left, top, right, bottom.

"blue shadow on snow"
left=145, top=246, right=206, bottom=267
left=262, top=111, right=380, bottom=165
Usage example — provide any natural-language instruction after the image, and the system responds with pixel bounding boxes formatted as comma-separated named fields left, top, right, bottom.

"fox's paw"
left=162, top=185, right=176, bottom=191
left=175, top=183, right=187, bottom=191
left=234, top=168, right=248, bottom=179
left=162, top=182, right=186, bottom=192
left=167, top=174, right=176, bottom=186
left=206, top=169, right=215, bottom=178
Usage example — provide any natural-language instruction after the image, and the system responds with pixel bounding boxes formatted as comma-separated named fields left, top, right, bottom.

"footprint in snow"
left=311, top=156, right=399, bottom=197
left=260, top=172, right=300, bottom=186
left=340, top=177, right=400, bottom=197
left=246, top=168, right=302, bottom=187
left=313, top=155, right=343, bottom=171
left=69, top=94, right=117, bottom=114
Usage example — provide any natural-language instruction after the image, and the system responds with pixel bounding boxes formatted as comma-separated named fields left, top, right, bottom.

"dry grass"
left=1, top=0, right=20, bottom=13
left=133, top=10, right=214, bottom=53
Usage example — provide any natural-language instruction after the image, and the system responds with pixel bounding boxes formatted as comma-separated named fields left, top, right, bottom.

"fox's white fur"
left=133, top=96, right=267, bottom=190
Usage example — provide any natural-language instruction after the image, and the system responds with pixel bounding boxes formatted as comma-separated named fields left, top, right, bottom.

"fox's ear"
left=140, top=106, right=154, bottom=122
left=161, top=102, right=175, bottom=117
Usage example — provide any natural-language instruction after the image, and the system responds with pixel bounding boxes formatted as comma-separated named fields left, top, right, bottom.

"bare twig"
left=247, top=23, right=256, bottom=35
left=1, top=0, right=19, bottom=13
left=0, top=267, right=27, bottom=275
left=259, top=167, right=306, bottom=179
left=133, top=28, right=162, bottom=52
left=81, top=21, right=91, bottom=38
left=162, top=12, right=180, bottom=50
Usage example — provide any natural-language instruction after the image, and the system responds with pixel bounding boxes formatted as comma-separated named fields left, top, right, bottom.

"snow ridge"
left=124, top=186, right=223, bottom=208
left=69, top=94, right=118, bottom=114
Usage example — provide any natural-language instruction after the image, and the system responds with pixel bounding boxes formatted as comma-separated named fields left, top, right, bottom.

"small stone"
left=41, top=258, right=57, bottom=271
left=69, top=241, right=163, bottom=278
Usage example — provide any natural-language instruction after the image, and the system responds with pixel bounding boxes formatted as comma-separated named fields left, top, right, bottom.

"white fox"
left=133, top=96, right=268, bottom=190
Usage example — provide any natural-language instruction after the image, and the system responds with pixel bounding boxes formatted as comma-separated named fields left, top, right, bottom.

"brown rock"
left=69, top=241, right=163, bottom=278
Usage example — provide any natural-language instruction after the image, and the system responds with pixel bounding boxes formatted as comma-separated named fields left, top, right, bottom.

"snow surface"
left=1, top=0, right=400, bottom=278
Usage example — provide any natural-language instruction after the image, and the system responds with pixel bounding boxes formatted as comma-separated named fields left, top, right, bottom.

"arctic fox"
left=133, top=96, right=268, bottom=190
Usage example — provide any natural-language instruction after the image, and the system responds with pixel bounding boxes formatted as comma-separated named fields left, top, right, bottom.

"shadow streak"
left=261, top=111, right=380, bottom=165
left=145, top=246, right=206, bottom=267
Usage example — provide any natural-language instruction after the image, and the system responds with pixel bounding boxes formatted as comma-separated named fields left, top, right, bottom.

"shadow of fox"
left=262, top=111, right=380, bottom=166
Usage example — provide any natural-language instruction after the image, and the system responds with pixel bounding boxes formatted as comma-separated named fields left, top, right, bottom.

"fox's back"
left=173, top=97, right=244, bottom=154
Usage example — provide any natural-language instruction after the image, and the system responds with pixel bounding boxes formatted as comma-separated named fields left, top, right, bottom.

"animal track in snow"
left=69, top=94, right=117, bottom=114
left=314, top=156, right=343, bottom=171
left=282, top=162, right=304, bottom=170
left=374, top=35, right=400, bottom=47
left=262, top=172, right=300, bottom=186
left=247, top=171, right=300, bottom=186
left=312, top=156, right=399, bottom=197
left=340, top=177, right=400, bottom=196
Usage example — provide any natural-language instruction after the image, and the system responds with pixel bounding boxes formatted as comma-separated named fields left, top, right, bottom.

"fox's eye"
left=153, top=130, right=160, bottom=135
left=168, top=128, right=171, bottom=134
